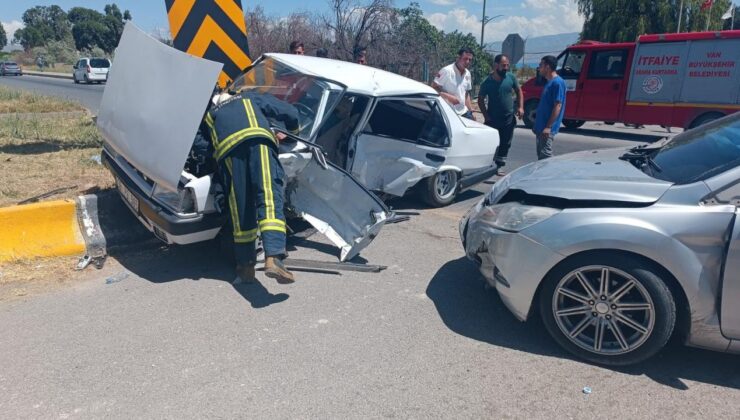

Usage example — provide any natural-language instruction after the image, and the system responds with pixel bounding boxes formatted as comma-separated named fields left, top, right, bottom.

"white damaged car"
left=97, top=23, right=499, bottom=261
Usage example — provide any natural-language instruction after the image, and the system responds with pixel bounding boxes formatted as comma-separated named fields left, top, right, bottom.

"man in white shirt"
left=433, top=47, right=474, bottom=119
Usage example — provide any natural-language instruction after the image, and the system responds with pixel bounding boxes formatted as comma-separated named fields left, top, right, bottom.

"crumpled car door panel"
left=351, top=134, right=441, bottom=197
left=280, top=147, right=389, bottom=262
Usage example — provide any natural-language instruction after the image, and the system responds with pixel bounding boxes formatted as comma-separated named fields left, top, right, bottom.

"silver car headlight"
left=477, top=202, right=559, bottom=232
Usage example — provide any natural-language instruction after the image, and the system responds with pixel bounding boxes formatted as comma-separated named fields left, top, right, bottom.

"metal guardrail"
left=20, top=70, right=72, bottom=80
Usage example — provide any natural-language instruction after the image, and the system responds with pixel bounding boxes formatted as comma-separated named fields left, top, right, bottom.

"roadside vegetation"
left=0, top=85, right=112, bottom=207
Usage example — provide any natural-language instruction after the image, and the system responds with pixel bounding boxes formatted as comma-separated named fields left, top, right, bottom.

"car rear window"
left=90, top=59, right=110, bottom=68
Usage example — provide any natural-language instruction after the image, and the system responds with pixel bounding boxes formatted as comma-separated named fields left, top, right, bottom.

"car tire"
left=73, top=74, right=79, bottom=84
left=420, top=170, right=458, bottom=208
left=523, top=100, right=538, bottom=129
left=689, top=112, right=724, bottom=129
left=539, top=253, right=676, bottom=366
left=562, top=119, right=586, bottom=130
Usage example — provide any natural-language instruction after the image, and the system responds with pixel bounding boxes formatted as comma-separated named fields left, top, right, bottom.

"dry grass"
left=0, top=255, right=81, bottom=301
left=0, top=255, right=126, bottom=301
left=0, top=256, right=82, bottom=302
left=0, top=88, right=113, bottom=207
left=0, top=85, right=84, bottom=114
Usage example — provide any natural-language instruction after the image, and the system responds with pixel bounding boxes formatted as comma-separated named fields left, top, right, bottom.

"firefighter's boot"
left=264, top=256, right=295, bottom=284
left=233, top=264, right=256, bottom=285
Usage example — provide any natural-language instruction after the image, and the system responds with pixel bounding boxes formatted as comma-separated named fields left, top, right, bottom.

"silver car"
left=73, top=57, right=110, bottom=84
left=460, top=112, right=740, bottom=365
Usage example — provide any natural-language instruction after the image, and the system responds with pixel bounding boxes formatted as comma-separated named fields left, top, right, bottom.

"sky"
left=1, top=0, right=584, bottom=47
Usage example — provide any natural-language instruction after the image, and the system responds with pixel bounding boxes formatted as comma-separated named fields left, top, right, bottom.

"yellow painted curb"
left=0, top=200, right=85, bottom=263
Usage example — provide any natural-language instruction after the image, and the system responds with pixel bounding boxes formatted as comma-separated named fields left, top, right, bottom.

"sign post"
left=502, top=33, right=525, bottom=65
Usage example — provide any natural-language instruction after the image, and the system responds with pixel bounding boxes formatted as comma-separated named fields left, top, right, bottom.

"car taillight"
left=86, top=66, right=91, bottom=73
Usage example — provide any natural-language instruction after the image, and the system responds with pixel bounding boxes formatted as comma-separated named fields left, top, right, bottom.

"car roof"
left=266, top=53, right=437, bottom=97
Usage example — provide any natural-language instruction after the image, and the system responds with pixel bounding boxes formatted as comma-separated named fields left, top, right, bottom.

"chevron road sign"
left=166, top=0, right=252, bottom=87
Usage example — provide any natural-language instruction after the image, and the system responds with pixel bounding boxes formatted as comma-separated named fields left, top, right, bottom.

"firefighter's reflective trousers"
left=218, top=140, right=287, bottom=265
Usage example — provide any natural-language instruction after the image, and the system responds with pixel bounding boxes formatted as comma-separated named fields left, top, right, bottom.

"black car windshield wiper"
left=628, top=137, right=672, bottom=153
left=619, top=151, right=663, bottom=174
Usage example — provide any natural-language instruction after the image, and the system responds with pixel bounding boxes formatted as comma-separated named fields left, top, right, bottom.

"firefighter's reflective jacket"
left=205, top=91, right=300, bottom=161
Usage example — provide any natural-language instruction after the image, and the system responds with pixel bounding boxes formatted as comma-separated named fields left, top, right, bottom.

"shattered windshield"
left=229, top=57, right=344, bottom=140
left=645, top=115, right=740, bottom=184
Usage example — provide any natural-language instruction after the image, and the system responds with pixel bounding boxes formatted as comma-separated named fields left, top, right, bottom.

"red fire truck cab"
left=521, top=30, right=740, bottom=130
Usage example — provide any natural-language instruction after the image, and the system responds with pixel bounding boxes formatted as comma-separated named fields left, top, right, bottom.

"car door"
left=347, top=97, right=450, bottom=197
left=721, top=209, right=740, bottom=340
left=706, top=167, right=740, bottom=341
left=281, top=147, right=389, bottom=262
left=577, top=49, right=629, bottom=121
left=556, top=49, right=587, bottom=120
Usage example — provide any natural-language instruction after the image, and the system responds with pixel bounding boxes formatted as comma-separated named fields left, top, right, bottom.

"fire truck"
left=521, top=30, right=740, bottom=130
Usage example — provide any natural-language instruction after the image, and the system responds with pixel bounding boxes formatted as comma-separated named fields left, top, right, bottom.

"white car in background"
left=73, top=57, right=110, bottom=84
left=97, top=23, right=499, bottom=261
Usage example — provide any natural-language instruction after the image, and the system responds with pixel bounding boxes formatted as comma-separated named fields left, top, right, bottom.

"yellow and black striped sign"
left=166, top=0, right=252, bottom=88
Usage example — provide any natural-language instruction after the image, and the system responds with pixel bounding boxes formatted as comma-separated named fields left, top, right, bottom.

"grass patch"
left=0, top=255, right=79, bottom=294
left=0, top=92, right=113, bottom=206
left=0, top=85, right=84, bottom=114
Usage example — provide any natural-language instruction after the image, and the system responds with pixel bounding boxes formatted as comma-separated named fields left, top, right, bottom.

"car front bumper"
left=102, top=150, right=226, bottom=245
left=460, top=200, right=564, bottom=321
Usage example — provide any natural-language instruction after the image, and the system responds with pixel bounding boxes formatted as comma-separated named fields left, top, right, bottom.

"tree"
left=576, top=0, right=733, bottom=42
left=725, top=5, right=740, bottom=30
left=68, top=7, right=105, bottom=25
left=14, top=5, right=72, bottom=49
left=0, top=23, right=7, bottom=51
left=68, top=4, right=132, bottom=54
left=391, top=3, right=442, bottom=81
left=683, top=0, right=734, bottom=31
left=246, top=6, right=332, bottom=57
left=324, top=0, right=396, bottom=61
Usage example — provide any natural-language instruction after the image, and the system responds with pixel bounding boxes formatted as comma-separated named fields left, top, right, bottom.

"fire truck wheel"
left=563, top=119, right=586, bottom=130
left=523, top=100, right=538, bottom=129
left=689, top=112, right=724, bottom=130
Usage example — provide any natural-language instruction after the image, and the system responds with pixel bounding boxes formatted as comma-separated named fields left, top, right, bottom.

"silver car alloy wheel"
left=552, top=265, right=656, bottom=356
left=434, top=171, right=456, bottom=200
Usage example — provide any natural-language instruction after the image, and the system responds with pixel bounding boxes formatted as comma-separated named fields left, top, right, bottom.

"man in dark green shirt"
left=477, top=54, right=524, bottom=175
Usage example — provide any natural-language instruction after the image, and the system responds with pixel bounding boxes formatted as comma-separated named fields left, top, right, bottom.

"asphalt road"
left=0, top=74, right=105, bottom=112
left=2, top=79, right=738, bottom=418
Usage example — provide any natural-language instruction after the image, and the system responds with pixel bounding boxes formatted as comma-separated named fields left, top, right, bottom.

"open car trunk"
left=97, top=22, right=388, bottom=261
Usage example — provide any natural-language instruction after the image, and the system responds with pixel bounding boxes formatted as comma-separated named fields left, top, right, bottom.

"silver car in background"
left=460, top=112, right=740, bottom=365
left=73, top=57, right=110, bottom=84
left=0, top=61, right=22, bottom=76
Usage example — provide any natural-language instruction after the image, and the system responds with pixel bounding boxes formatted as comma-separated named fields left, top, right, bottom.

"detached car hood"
left=98, top=22, right=223, bottom=192
left=492, top=148, right=673, bottom=204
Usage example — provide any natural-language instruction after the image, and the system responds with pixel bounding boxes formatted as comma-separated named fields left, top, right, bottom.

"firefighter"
left=203, top=90, right=300, bottom=285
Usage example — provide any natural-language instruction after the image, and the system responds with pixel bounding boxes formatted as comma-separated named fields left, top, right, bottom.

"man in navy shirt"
left=534, top=55, right=566, bottom=159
